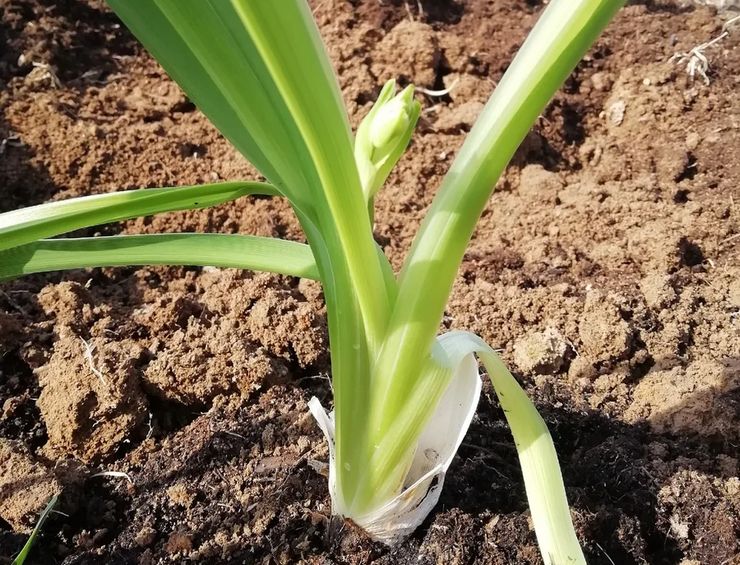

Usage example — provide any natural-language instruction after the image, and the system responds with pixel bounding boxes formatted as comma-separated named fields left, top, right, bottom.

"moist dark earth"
left=1, top=1, right=739, bottom=563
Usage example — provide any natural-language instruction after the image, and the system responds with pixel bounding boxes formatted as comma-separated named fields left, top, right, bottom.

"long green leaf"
left=105, top=0, right=395, bottom=506
left=226, top=2, right=394, bottom=503
left=0, top=181, right=276, bottom=252
left=106, top=1, right=313, bottom=213
left=106, top=0, right=391, bottom=343
left=11, top=494, right=59, bottom=565
left=371, top=0, right=624, bottom=440
left=0, top=234, right=318, bottom=281
left=233, top=1, right=393, bottom=345
left=441, top=333, right=585, bottom=565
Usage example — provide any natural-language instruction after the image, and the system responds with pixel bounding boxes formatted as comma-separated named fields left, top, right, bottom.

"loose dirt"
left=1, top=1, right=739, bottom=563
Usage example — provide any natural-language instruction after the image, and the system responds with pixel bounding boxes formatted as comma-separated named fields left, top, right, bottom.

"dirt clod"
left=165, top=531, right=193, bottom=554
left=36, top=333, right=148, bottom=462
left=0, top=439, right=61, bottom=532
left=372, top=20, right=439, bottom=88
left=579, top=290, right=633, bottom=364
left=626, top=358, right=740, bottom=439
left=513, top=327, right=570, bottom=375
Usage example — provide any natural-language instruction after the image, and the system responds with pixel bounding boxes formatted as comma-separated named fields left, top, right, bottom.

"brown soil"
left=1, top=1, right=739, bottom=563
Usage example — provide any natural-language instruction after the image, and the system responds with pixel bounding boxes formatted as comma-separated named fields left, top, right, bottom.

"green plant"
left=10, top=495, right=59, bottom=565
left=0, top=1, right=624, bottom=561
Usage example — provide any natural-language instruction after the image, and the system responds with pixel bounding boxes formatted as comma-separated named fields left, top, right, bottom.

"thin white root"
left=80, top=337, right=107, bottom=388
left=670, top=14, right=740, bottom=85
left=90, top=471, right=134, bottom=485
left=417, top=78, right=460, bottom=98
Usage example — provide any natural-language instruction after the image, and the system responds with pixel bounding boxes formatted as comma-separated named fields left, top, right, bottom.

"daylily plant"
left=0, top=1, right=624, bottom=562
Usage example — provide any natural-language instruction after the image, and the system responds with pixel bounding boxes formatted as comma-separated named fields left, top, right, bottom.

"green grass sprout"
left=10, top=494, right=59, bottom=565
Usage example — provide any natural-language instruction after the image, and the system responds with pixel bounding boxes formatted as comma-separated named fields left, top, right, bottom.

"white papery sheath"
left=309, top=337, right=481, bottom=546
left=309, top=331, right=586, bottom=565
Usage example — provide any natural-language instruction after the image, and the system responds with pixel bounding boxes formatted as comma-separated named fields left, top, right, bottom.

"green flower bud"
left=354, top=80, right=421, bottom=204
left=369, top=96, right=411, bottom=149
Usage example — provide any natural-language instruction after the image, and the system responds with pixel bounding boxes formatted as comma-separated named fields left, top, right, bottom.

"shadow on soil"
left=0, top=113, right=59, bottom=213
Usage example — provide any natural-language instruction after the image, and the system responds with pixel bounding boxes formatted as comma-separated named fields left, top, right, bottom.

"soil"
left=1, top=1, right=739, bottom=563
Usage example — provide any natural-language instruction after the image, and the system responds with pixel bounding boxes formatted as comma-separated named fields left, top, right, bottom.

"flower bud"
left=369, top=96, right=411, bottom=149
left=354, top=80, right=421, bottom=203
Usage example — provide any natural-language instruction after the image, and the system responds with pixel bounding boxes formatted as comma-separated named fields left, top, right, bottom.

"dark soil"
left=1, top=1, right=739, bottom=564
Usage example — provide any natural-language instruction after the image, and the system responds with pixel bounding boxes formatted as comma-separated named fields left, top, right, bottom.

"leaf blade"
left=0, top=181, right=275, bottom=252
left=11, top=494, right=59, bottom=565
left=0, top=233, right=318, bottom=281
left=105, top=1, right=393, bottom=346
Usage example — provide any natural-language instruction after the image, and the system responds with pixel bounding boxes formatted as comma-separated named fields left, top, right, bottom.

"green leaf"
left=104, top=0, right=361, bottom=226
left=11, top=494, right=59, bottom=565
left=439, top=333, right=585, bottom=565
left=370, top=0, right=624, bottom=443
left=0, top=234, right=318, bottom=281
left=0, top=181, right=275, bottom=252
left=104, top=1, right=396, bottom=507
left=106, top=3, right=300, bottom=205
left=105, top=1, right=392, bottom=348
